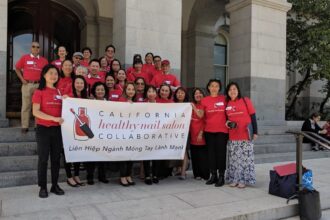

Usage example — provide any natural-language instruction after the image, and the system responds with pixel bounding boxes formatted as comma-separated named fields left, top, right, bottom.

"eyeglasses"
left=136, top=82, right=145, bottom=85
left=154, top=59, right=161, bottom=62
left=32, top=45, right=40, bottom=48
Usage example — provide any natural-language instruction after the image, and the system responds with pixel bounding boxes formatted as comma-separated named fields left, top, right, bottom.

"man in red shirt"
left=85, top=59, right=104, bottom=95
left=150, top=60, right=180, bottom=90
left=152, top=55, right=163, bottom=78
left=15, top=41, right=48, bottom=133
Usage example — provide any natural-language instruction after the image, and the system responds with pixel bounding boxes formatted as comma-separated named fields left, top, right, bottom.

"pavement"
left=0, top=158, right=330, bottom=220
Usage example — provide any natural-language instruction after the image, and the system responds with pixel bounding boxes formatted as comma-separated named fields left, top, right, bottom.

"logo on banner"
left=70, top=107, right=94, bottom=141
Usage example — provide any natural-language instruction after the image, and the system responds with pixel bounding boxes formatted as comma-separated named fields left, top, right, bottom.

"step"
left=283, top=209, right=330, bottom=220
left=0, top=142, right=37, bottom=156
left=255, top=151, right=330, bottom=164
left=0, top=155, right=38, bottom=172
left=0, top=127, right=36, bottom=142
left=253, top=143, right=311, bottom=154
left=255, top=134, right=296, bottom=144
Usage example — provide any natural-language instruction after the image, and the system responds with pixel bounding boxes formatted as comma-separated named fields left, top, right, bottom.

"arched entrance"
left=7, top=0, right=81, bottom=116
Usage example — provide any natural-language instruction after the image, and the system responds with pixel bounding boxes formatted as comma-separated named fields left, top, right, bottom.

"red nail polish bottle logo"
left=73, top=107, right=91, bottom=141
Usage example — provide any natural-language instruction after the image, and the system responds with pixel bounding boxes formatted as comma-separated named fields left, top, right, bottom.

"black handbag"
left=298, top=188, right=322, bottom=220
left=269, top=170, right=297, bottom=199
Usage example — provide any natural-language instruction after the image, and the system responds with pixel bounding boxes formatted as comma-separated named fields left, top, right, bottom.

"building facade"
left=0, top=0, right=292, bottom=127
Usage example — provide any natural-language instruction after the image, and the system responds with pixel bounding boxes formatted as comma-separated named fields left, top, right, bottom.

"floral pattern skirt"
left=225, top=140, right=256, bottom=185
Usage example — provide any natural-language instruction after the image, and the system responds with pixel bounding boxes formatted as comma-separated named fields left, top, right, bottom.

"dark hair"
left=105, top=74, right=116, bottom=89
left=115, top=69, right=127, bottom=84
left=206, top=79, right=222, bottom=94
left=310, top=112, right=321, bottom=119
left=192, top=88, right=205, bottom=103
left=56, top=45, right=67, bottom=57
left=132, top=54, right=142, bottom=63
left=82, top=47, right=92, bottom=55
left=72, top=75, right=88, bottom=98
left=134, top=77, right=146, bottom=97
left=98, top=56, right=107, bottom=64
left=89, top=58, right=100, bottom=66
left=105, top=44, right=116, bottom=53
left=145, top=52, right=154, bottom=58
left=174, top=87, right=189, bottom=103
left=158, top=84, right=173, bottom=100
left=91, top=82, right=108, bottom=100
left=133, top=59, right=143, bottom=67
left=144, top=85, right=157, bottom=99
left=60, top=59, right=74, bottom=79
left=123, top=82, right=136, bottom=101
left=225, top=82, right=242, bottom=101
left=108, top=59, right=122, bottom=75
left=153, top=55, right=161, bottom=60
left=38, top=64, right=59, bottom=90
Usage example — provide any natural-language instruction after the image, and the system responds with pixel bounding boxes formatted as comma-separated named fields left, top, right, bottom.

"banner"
left=61, top=98, right=192, bottom=162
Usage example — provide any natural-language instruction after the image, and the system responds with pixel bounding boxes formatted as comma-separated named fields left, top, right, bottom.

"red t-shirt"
left=15, top=54, right=48, bottom=81
left=135, top=93, right=145, bottom=102
left=56, top=77, right=72, bottom=95
left=127, top=71, right=150, bottom=84
left=190, top=103, right=206, bottom=145
left=142, top=64, right=155, bottom=81
left=150, top=73, right=180, bottom=88
left=32, top=87, right=62, bottom=127
left=85, top=74, right=104, bottom=91
left=108, top=89, right=122, bottom=101
left=126, top=66, right=134, bottom=75
left=200, top=95, right=228, bottom=133
left=115, top=83, right=124, bottom=93
left=80, top=60, right=89, bottom=67
left=226, top=97, right=256, bottom=141
left=156, top=97, right=174, bottom=103
left=51, top=59, right=63, bottom=71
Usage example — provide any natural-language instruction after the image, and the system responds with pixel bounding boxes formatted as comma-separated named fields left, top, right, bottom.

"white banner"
left=61, top=98, right=192, bottom=162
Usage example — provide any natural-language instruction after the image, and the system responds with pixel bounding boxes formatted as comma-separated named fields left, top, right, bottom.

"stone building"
left=0, top=0, right=292, bottom=127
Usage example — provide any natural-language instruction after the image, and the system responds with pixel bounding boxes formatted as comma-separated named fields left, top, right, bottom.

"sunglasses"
left=32, top=45, right=40, bottom=48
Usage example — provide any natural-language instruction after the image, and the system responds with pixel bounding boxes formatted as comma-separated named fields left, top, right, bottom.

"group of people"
left=15, top=42, right=258, bottom=198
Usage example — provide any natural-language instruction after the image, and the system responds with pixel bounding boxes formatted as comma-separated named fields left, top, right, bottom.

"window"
left=214, top=34, right=228, bottom=91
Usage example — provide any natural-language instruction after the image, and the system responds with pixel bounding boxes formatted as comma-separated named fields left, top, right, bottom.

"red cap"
left=161, top=60, right=170, bottom=66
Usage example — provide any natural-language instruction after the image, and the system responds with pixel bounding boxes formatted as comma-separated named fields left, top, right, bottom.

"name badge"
left=27, top=61, right=34, bottom=65
left=112, top=94, right=119, bottom=98
left=55, top=62, right=61, bottom=66
left=215, top=102, right=224, bottom=106
left=226, top=106, right=232, bottom=111
left=55, top=95, right=62, bottom=100
left=165, top=80, right=171, bottom=85
left=138, top=98, right=144, bottom=101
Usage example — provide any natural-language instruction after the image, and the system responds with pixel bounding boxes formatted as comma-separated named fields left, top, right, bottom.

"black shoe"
left=39, top=188, right=48, bottom=198
left=67, top=180, right=79, bottom=187
left=206, top=172, right=218, bottom=185
left=128, top=180, right=136, bottom=186
left=50, top=185, right=65, bottom=195
left=99, top=178, right=109, bottom=184
left=87, top=179, right=94, bottom=185
left=215, top=172, right=225, bottom=187
left=120, top=180, right=130, bottom=187
left=145, top=178, right=152, bottom=185
left=152, top=177, right=159, bottom=184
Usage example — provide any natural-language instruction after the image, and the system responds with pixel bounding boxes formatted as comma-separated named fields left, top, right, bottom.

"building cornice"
left=226, top=0, right=292, bottom=13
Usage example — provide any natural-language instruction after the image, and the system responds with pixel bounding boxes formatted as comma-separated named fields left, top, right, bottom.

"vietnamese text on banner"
left=61, top=98, right=192, bottom=162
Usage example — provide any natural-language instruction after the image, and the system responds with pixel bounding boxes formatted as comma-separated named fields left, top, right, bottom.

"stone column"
left=113, top=0, right=182, bottom=76
left=226, top=0, right=291, bottom=125
left=0, top=0, right=9, bottom=127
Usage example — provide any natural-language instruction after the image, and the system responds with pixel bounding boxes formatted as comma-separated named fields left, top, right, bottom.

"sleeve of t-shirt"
left=244, top=97, right=256, bottom=115
left=173, top=76, right=181, bottom=87
left=150, top=75, right=157, bottom=87
left=32, top=90, right=42, bottom=104
left=15, top=56, right=25, bottom=70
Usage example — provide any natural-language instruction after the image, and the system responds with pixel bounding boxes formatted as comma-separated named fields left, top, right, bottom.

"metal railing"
left=286, top=131, right=330, bottom=191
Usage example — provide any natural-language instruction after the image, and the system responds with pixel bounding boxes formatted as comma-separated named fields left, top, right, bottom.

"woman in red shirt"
left=32, top=64, right=64, bottom=198
left=63, top=76, right=88, bottom=187
left=51, top=45, right=67, bottom=70
left=106, top=74, right=122, bottom=101
left=108, top=59, right=121, bottom=79
left=200, top=79, right=228, bottom=187
left=115, top=69, right=127, bottom=93
left=126, top=54, right=142, bottom=76
left=99, top=56, right=110, bottom=74
left=80, top=47, right=92, bottom=67
left=190, top=88, right=209, bottom=180
left=142, top=52, right=155, bottom=80
left=134, top=77, right=146, bottom=102
left=225, top=82, right=258, bottom=188
left=118, top=82, right=136, bottom=186
left=173, top=87, right=190, bottom=180
left=85, top=82, right=109, bottom=185
left=156, top=84, right=173, bottom=103
left=57, top=59, right=74, bottom=95
left=127, top=59, right=150, bottom=84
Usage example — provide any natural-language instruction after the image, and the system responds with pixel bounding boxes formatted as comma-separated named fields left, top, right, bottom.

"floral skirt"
left=225, top=140, right=256, bottom=185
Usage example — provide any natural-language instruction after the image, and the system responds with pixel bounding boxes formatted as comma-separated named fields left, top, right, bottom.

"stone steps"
left=255, top=151, right=330, bottom=164
left=0, top=142, right=37, bottom=156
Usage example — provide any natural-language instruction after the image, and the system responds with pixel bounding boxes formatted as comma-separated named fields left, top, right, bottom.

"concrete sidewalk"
left=0, top=158, right=330, bottom=220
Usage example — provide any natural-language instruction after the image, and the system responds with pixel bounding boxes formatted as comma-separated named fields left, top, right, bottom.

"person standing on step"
left=200, top=79, right=228, bottom=187
left=32, top=64, right=64, bottom=198
left=15, top=41, right=48, bottom=134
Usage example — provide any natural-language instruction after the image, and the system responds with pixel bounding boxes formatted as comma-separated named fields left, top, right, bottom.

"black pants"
left=64, top=162, right=80, bottom=178
left=36, top=125, right=62, bottom=188
left=190, top=145, right=209, bottom=180
left=85, top=162, right=106, bottom=181
left=204, top=132, right=228, bottom=173
left=119, top=161, right=133, bottom=177
left=143, top=160, right=158, bottom=178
